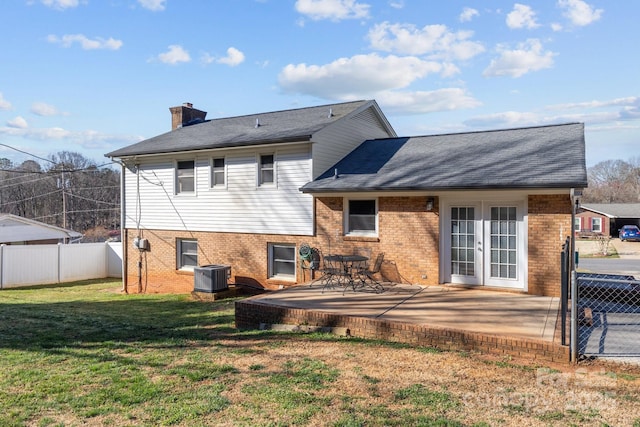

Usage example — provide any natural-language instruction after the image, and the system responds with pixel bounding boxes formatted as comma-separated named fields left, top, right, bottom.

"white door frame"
left=440, top=194, right=528, bottom=291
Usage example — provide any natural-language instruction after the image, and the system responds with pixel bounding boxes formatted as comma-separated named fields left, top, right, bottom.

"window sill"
left=176, top=268, right=195, bottom=275
left=343, top=235, right=380, bottom=242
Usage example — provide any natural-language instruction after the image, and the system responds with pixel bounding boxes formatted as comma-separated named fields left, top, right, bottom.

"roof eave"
left=107, top=135, right=313, bottom=160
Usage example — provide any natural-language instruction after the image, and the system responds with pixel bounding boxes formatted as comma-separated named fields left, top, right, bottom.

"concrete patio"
left=235, top=282, right=569, bottom=363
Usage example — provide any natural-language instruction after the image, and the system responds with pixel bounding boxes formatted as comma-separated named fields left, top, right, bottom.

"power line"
left=0, top=142, right=54, bottom=164
left=66, top=192, right=120, bottom=206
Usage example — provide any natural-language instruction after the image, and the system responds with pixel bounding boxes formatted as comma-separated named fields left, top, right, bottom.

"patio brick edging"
left=235, top=298, right=570, bottom=364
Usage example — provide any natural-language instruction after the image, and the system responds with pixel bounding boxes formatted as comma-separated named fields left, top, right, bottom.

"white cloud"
left=464, top=111, right=542, bottom=128
left=295, top=0, right=370, bottom=21
left=558, top=0, right=603, bottom=26
left=279, top=53, right=452, bottom=99
left=0, top=93, right=12, bottom=110
left=483, top=39, right=555, bottom=78
left=551, top=22, right=563, bottom=31
left=506, top=4, right=540, bottom=29
left=41, top=0, right=80, bottom=10
left=7, top=116, right=28, bottom=129
left=459, top=7, right=479, bottom=22
left=138, top=0, right=166, bottom=11
left=217, top=47, right=245, bottom=66
left=389, top=1, right=404, bottom=9
left=47, top=34, right=123, bottom=50
left=157, top=45, right=191, bottom=65
left=0, top=125, right=142, bottom=150
left=377, top=88, right=481, bottom=114
left=367, top=22, right=484, bottom=60
left=546, top=97, right=639, bottom=110
left=31, top=102, right=61, bottom=116
left=463, top=96, right=639, bottom=130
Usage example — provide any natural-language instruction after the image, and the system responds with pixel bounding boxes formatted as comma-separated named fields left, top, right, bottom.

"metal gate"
left=577, top=272, right=640, bottom=361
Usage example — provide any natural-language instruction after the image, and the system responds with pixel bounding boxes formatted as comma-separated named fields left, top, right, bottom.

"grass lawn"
left=1, top=279, right=639, bottom=426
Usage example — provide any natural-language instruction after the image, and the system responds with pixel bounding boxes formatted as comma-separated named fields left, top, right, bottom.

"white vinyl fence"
left=0, top=242, right=122, bottom=289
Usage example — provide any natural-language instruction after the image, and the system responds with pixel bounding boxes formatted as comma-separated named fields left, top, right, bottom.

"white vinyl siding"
left=312, top=106, right=395, bottom=179
left=123, top=145, right=314, bottom=235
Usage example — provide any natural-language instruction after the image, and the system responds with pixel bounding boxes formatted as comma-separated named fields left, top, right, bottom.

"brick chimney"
left=169, top=102, right=207, bottom=130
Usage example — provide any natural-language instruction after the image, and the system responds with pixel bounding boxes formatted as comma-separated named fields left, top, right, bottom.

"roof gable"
left=302, top=123, right=588, bottom=192
left=105, top=100, right=392, bottom=158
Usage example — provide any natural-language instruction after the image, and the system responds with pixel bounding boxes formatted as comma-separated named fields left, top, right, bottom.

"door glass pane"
left=489, top=206, right=517, bottom=280
left=451, top=207, right=475, bottom=277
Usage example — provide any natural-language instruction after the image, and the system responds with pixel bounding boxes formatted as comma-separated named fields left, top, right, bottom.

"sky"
left=0, top=0, right=638, bottom=169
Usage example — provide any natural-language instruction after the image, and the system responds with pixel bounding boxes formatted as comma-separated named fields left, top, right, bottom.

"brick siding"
left=235, top=298, right=570, bottom=364
left=527, top=194, right=572, bottom=296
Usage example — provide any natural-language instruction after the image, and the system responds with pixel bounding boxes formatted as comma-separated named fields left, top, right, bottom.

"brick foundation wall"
left=124, top=193, right=568, bottom=296
left=528, top=194, right=572, bottom=297
left=235, top=299, right=570, bottom=364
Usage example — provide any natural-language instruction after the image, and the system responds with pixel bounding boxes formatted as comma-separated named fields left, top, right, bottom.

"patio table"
left=324, top=254, right=375, bottom=293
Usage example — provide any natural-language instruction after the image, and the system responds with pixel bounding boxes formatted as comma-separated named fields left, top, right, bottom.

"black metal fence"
left=561, top=236, right=640, bottom=362
left=577, top=272, right=640, bottom=360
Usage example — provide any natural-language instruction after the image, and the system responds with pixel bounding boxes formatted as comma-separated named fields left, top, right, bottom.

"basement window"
left=177, top=239, right=198, bottom=270
left=268, top=243, right=296, bottom=280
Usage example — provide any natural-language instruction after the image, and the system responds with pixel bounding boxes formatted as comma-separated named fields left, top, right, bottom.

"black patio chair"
left=318, top=252, right=350, bottom=293
left=359, top=252, right=385, bottom=293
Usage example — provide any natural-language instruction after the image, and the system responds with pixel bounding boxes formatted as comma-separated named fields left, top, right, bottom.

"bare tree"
left=0, top=152, right=120, bottom=240
left=582, top=158, right=640, bottom=203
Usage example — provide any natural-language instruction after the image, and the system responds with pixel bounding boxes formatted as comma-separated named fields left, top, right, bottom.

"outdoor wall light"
left=426, top=197, right=435, bottom=211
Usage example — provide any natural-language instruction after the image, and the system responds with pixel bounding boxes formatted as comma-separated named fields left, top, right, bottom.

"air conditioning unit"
left=194, top=265, right=231, bottom=293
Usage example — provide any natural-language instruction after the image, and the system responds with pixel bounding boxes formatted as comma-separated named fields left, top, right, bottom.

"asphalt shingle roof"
left=581, top=204, right=640, bottom=218
left=105, top=100, right=373, bottom=158
left=301, top=123, right=588, bottom=192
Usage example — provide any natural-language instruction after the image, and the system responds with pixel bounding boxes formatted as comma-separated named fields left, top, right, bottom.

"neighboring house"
left=106, top=100, right=587, bottom=297
left=577, top=203, right=640, bottom=237
left=0, top=214, right=83, bottom=245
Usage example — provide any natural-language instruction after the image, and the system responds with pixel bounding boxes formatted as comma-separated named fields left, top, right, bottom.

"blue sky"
left=1, top=0, right=637, bottom=168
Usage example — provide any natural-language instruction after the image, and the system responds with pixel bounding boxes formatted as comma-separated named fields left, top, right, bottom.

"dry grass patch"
left=0, top=279, right=639, bottom=426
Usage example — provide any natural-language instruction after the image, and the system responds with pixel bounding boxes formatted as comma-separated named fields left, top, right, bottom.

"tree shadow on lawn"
left=0, top=280, right=313, bottom=360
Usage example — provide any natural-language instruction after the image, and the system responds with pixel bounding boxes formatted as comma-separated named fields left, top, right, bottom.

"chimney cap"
left=183, top=102, right=193, bottom=108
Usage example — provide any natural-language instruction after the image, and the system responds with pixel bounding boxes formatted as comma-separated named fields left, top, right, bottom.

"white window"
left=574, top=217, right=581, bottom=232
left=268, top=243, right=296, bottom=279
left=346, top=199, right=378, bottom=236
left=259, top=154, right=274, bottom=185
left=211, top=157, right=225, bottom=188
left=592, top=217, right=602, bottom=232
left=177, top=239, right=198, bottom=270
left=176, top=160, right=195, bottom=194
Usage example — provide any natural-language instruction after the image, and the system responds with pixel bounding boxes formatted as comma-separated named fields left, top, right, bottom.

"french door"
left=445, top=200, right=526, bottom=289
